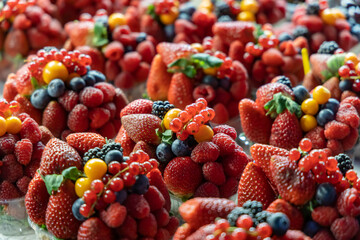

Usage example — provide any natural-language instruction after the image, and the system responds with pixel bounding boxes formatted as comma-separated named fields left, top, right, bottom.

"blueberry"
left=88, top=70, right=106, bottom=83
left=156, top=143, right=175, bottom=163
left=185, top=135, right=198, bottom=149
left=69, top=77, right=86, bottom=92
left=323, top=98, right=340, bottom=113
left=278, top=32, right=294, bottom=43
left=351, top=24, right=360, bottom=39
left=339, top=79, right=353, bottom=91
left=131, top=175, right=149, bottom=195
left=124, top=45, right=133, bottom=53
left=217, top=15, right=233, bottom=22
left=315, top=183, right=337, bottom=206
left=178, top=13, right=192, bottom=21
left=115, top=190, right=128, bottom=204
left=179, top=2, right=196, bottom=16
left=202, top=75, right=219, bottom=88
left=267, top=212, right=290, bottom=236
left=164, top=24, right=175, bottom=41
left=219, top=77, right=231, bottom=91
left=171, top=139, right=192, bottom=157
left=30, top=88, right=51, bottom=109
left=303, top=220, right=320, bottom=237
left=72, top=198, right=87, bottom=221
left=293, top=86, right=310, bottom=104
left=82, top=74, right=96, bottom=86
left=47, top=79, right=65, bottom=98
left=104, top=150, right=123, bottom=164
left=317, top=109, right=335, bottom=126
left=136, top=32, right=147, bottom=44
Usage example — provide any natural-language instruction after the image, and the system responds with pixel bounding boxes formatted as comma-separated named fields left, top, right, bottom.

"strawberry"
left=187, top=224, right=216, bottom=240
left=147, top=169, right=171, bottom=212
left=212, top=103, right=229, bottom=124
left=15, top=138, right=33, bottom=165
left=173, top=223, right=192, bottom=240
left=77, top=217, right=112, bottom=240
left=39, top=138, right=82, bottom=175
left=42, top=101, right=67, bottom=138
left=65, top=21, right=94, bottom=48
left=310, top=54, right=331, bottom=82
left=168, top=73, right=194, bottom=110
left=67, top=104, right=89, bottom=132
left=79, top=87, right=104, bottom=108
left=25, top=172, right=49, bottom=225
left=323, top=77, right=342, bottom=101
left=15, top=94, right=42, bottom=124
left=156, top=42, right=197, bottom=66
left=269, top=111, right=302, bottom=150
left=0, top=154, right=23, bottom=183
left=133, top=140, right=156, bottom=159
left=120, top=99, right=153, bottom=117
left=239, top=99, right=272, bottom=144
left=202, top=162, right=226, bottom=186
left=20, top=117, right=42, bottom=144
left=66, top=133, right=106, bottom=155
left=212, top=21, right=255, bottom=46
left=237, top=162, right=276, bottom=208
left=266, top=199, right=304, bottom=230
left=121, top=114, right=161, bottom=145
left=115, top=126, right=136, bottom=156
left=191, top=142, right=220, bottom=163
left=58, top=90, right=79, bottom=112
left=262, top=48, right=285, bottom=66
left=100, top=202, right=127, bottom=228
left=179, top=198, right=236, bottom=229
left=270, top=155, right=316, bottom=205
left=256, top=83, right=294, bottom=110
left=4, top=29, right=29, bottom=57
left=221, top=148, right=250, bottom=179
left=194, top=182, right=220, bottom=198
left=164, top=157, right=202, bottom=197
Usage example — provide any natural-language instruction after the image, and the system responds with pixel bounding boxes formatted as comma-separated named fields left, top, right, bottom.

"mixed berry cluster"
left=0, top=0, right=35, bottom=22
left=338, top=52, right=360, bottom=93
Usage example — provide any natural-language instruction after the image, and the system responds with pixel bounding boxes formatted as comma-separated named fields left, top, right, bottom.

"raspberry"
left=120, top=52, right=142, bottom=73
left=191, top=142, right=220, bottom=163
left=134, top=62, right=150, bottom=82
left=0, top=154, right=23, bottom=183
left=331, top=216, right=359, bottom=240
left=88, top=108, right=111, bottom=129
left=24, top=158, right=41, bottom=178
left=212, top=125, right=237, bottom=140
left=136, top=40, right=155, bottom=64
left=102, top=102, right=116, bottom=119
left=212, top=133, right=237, bottom=155
left=79, top=87, right=104, bottom=108
left=0, top=180, right=21, bottom=200
left=115, top=215, right=138, bottom=239
left=219, top=177, right=238, bottom=198
left=32, top=141, right=45, bottom=161
left=155, top=228, right=171, bottom=240
left=15, top=139, right=33, bottom=165
left=103, top=41, right=124, bottom=61
left=222, top=148, right=249, bottom=179
left=154, top=208, right=170, bottom=227
left=144, top=186, right=165, bottom=212
left=39, top=126, right=54, bottom=145
left=67, top=104, right=89, bottom=132
left=94, top=82, right=116, bottom=103
left=202, top=162, right=226, bottom=186
left=100, top=202, right=127, bottom=228
left=124, top=193, right=150, bottom=219
left=341, top=96, right=360, bottom=115
left=114, top=71, right=135, bottom=89
left=304, top=126, right=326, bottom=149
left=327, top=140, right=344, bottom=156
left=311, top=206, right=339, bottom=227
left=313, top=229, right=335, bottom=240
left=336, top=103, right=360, bottom=129
left=16, top=176, right=31, bottom=195
left=165, top=216, right=180, bottom=236
left=324, top=121, right=351, bottom=140
left=58, top=90, right=79, bottom=112
left=337, top=188, right=360, bottom=217
left=194, top=182, right=220, bottom=198
left=137, top=213, right=157, bottom=237
left=20, top=117, right=41, bottom=144
left=342, top=127, right=359, bottom=151
left=0, top=133, right=17, bottom=154
left=17, top=113, right=31, bottom=122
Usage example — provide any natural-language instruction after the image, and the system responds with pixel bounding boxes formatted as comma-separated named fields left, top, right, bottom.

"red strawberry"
left=256, top=83, right=294, bottom=110
left=222, top=148, right=250, bottom=179
left=239, top=99, right=272, bottom=144
left=115, top=126, right=135, bottom=156
left=194, top=182, right=220, bottom=198
left=58, top=90, right=79, bottom=112
left=0, top=154, right=23, bottom=183
left=114, top=88, right=129, bottom=117
left=115, top=215, right=138, bottom=239
left=164, top=156, right=203, bottom=197
left=304, top=126, right=326, bottom=149
left=179, top=198, right=236, bottom=229
left=124, top=193, right=150, bottom=219
left=212, top=125, right=237, bottom=140
left=202, top=162, right=226, bottom=186
left=16, top=176, right=31, bottom=195
left=237, top=162, right=276, bottom=208
left=20, top=116, right=42, bottom=144
left=156, top=42, right=197, bottom=66
left=121, top=114, right=161, bottom=145
left=133, top=140, right=156, bottom=159
left=100, top=202, right=127, bottom=228
left=266, top=199, right=304, bottom=230
left=15, top=138, right=33, bottom=165
left=168, top=73, right=194, bottom=110
left=310, top=54, right=331, bottom=82
left=67, top=104, right=89, bottom=132
left=147, top=169, right=171, bottom=212
left=66, top=133, right=106, bottom=155
left=0, top=180, right=21, bottom=200
left=312, top=206, right=339, bottom=227
left=25, top=172, right=49, bottom=225
left=42, top=101, right=67, bottom=138
left=120, top=99, right=153, bottom=117
left=14, top=95, right=42, bottom=124
left=191, top=142, right=220, bottom=163
left=173, top=223, right=192, bottom=240
left=212, top=21, right=255, bottom=46
left=77, top=217, right=112, bottom=240
left=212, top=133, right=237, bottom=155
left=270, top=155, right=316, bottom=205
left=79, top=87, right=104, bottom=108
left=262, top=48, right=285, bottom=66
left=39, top=138, right=82, bottom=175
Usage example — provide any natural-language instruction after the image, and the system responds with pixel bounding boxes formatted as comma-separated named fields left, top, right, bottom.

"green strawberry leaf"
left=41, top=173, right=64, bottom=195
left=147, top=4, right=159, bottom=21
left=161, top=129, right=174, bottom=145
left=62, top=167, right=81, bottom=181
left=31, top=77, right=41, bottom=90
left=93, top=21, right=109, bottom=47
left=254, top=24, right=264, bottom=40
left=183, top=65, right=196, bottom=78
left=168, top=58, right=190, bottom=68
left=264, top=93, right=302, bottom=119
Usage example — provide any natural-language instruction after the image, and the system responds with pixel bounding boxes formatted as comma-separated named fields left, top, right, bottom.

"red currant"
left=79, top=204, right=91, bottom=217
left=298, top=156, right=313, bottom=172
left=170, top=118, right=183, bottom=132
left=299, top=138, right=312, bottom=152
left=345, top=60, right=355, bottom=70
left=325, top=157, right=338, bottom=172
left=215, top=219, right=230, bottom=231
left=109, top=177, right=124, bottom=192
left=289, top=148, right=300, bottom=161
left=338, top=65, right=350, bottom=78
left=207, top=108, right=215, bottom=121
left=345, top=169, right=358, bottom=181
left=236, top=215, right=253, bottom=229
left=256, top=222, right=272, bottom=238
left=123, top=172, right=136, bottom=186
left=178, top=111, right=191, bottom=123
left=193, top=114, right=205, bottom=125
left=195, top=97, right=207, bottom=107
left=149, top=159, right=159, bottom=169
left=0, top=99, right=9, bottom=112
left=232, top=228, right=247, bottom=240
left=83, top=190, right=97, bottom=205
left=186, top=122, right=200, bottom=134
left=108, top=161, right=121, bottom=175
left=353, top=79, right=360, bottom=92
left=103, top=190, right=116, bottom=203
left=95, top=197, right=107, bottom=210
left=129, top=162, right=140, bottom=175
left=91, top=179, right=104, bottom=194
left=142, top=162, right=152, bottom=173
left=176, top=130, right=189, bottom=141
left=185, top=104, right=197, bottom=117
left=102, top=174, right=112, bottom=184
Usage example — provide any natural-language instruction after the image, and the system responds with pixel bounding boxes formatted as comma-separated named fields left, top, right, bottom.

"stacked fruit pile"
left=2, top=47, right=128, bottom=139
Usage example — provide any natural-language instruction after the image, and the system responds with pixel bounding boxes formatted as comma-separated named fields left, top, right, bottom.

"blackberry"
left=102, top=140, right=123, bottom=154
left=292, top=26, right=310, bottom=40
left=317, top=41, right=339, bottom=54
left=83, top=140, right=123, bottom=163
left=215, top=1, right=232, bottom=18
left=242, top=200, right=263, bottom=215
left=306, top=2, right=320, bottom=15
left=227, top=207, right=255, bottom=226
left=152, top=101, right=175, bottom=119
left=83, top=147, right=103, bottom=163
left=335, top=153, right=354, bottom=176
left=276, top=76, right=292, bottom=89
left=254, top=211, right=273, bottom=226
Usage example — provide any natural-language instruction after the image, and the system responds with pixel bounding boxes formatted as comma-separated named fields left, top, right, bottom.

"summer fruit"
left=266, top=199, right=304, bottom=230
left=66, top=133, right=106, bottom=155
left=156, top=42, right=197, bottom=66
left=168, top=73, right=194, bottom=110
left=212, top=21, right=255, bottom=46
left=120, top=99, right=153, bottom=117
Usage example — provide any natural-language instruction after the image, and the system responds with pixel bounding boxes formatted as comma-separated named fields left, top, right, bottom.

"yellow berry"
left=84, top=158, right=107, bottom=180
left=321, top=8, right=345, bottom=25
left=75, top=178, right=91, bottom=197
left=163, top=108, right=182, bottom=130
left=301, top=98, right=319, bottom=115
left=160, top=8, right=179, bottom=25
left=345, top=52, right=359, bottom=66
left=240, top=0, right=259, bottom=13
left=108, top=13, right=127, bottom=30
left=300, top=115, right=317, bottom=132
left=312, top=86, right=331, bottom=104
left=42, top=61, right=69, bottom=84
left=0, top=117, right=6, bottom=137
left=203, top=67, right=218, bottom=76
left=199, top=0, right=213, bottom=11
left=194, top=125, right=214, bottom=142
left=5, top=116, right=22, bottom=134
left=237, top=11, right=256, bottom=22
left=191, top=43, right=204, bottom=53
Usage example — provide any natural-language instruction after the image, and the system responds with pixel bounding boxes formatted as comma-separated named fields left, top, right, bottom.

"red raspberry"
left=99, top=122, right=117, bottom=139
left=101, top=102, right=116, bottom=119
left=103, top=41, right=124, bottom=61
left=165, top=216, right=180, bottom=236
left=20, top=117, right=41, bottom=144
left=138, top=213, right=157, bottom=237
left=105, top=60, right=120, bottom=81
left=222, top=148, right=249, bottom=179
left=194, top=182, right=220, bottom=198
left=39, top=126, right=54, bottom=145
left=219, top=177, right=238, bottom=198
left=212, top=125, right=237, bottom=140
left=0, top=133, right=17, bottom=154
left=311, top=206, right=339, bottom=227
left=191, top=142, right=220, bottom=163
left=202, top=162, right=226, bottom=186
left=155, top=228, right=171, bottom=240
left=327, top=139, right=344, bottom=156
left=124, top=193, right=150, bottom=219
left=58, top=90, right=79, bottom=112
left=24, top=158, right=41, bottom=178
left=114, top=71, right=135, bottom=89
left=0, top=154, right=23, bottom=183
left=15, top=139, right=33, bottom=165
left=134, top=62, right=150, bottom=82
left=136, top=40, right=155, bottom=64
left=212, top=133, right=237, bottom=155
left=337, top=188, right=360, bottom=217
left=120, top=52, right=141, bottom=73
left=31, top=141, right=45, bottom=161
left=17, top=113, right=31, bottom=122
left=16, top=176, right=31, bottom=195
left=313, top=229, right=336, bottom=240
left=153, top=208, right=170, bottom=227
left=193, top=84, right=216, bottom=103
left=0, top=181, right=21, bottom=200
left=342, top=127, right=359, bottom=151
left=331, top=216, right=359, bottom=240
left=100, top=202, right=127, bottom=228
left=94, top=82, right=115, bottom=103
left=144, top=185, right=165, bottom=212
left=79, top=87, right=104, bottom=108
left=341, top=96, right=360, bottom=114
left=324, top=120, right=351, bottom=140
left=304, top=126, right=326, bottom=149
left=67, top=104, right=89, bottom=132
left=115, top=215, right=138, bottom=239
left=88, top=108, right=110, bottom=129
left=336, top=103, right=360, bottom=129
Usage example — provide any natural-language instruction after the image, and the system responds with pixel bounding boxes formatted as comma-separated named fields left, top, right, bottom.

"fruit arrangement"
left=147, top=41, right=249, bottom=124
left=2, top=47, right=128, bottom=139
left=64, top=9, right=157, bottom=89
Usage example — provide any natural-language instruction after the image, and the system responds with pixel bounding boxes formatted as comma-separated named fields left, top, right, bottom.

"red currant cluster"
left=154, top=0, right=178, bottom=15
left=0, top=0, right=35, bottom=22
left=0, top=99, right=20, bottom=117
left=170, top=98, right=215, bottom=140
left=338, top=60, right=360, bottom=92
left=205, top=218, right=272, bottom=240
left=243, top=34, right=279, bottom=64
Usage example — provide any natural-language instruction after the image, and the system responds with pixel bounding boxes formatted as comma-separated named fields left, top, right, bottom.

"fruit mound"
left=25, top=132, right=178, bottom=239
left=239, top=79, right=360, bottom=154
left=116, top=98, right=251, bottom=199
left=147, top=41, right=249, bottom=124
left=3, top=47, right=128, bottom=139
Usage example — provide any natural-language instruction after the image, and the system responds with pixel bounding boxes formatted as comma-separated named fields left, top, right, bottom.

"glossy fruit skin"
left=84, top=159, right=107, bottom=180
left=75, top=178, right=91, bottom=197
left=300, top=115, right=317, bottom=132
left=42, top=61, right=69, bottom=84
left=317, top=109, right=335, bottom=127
left=163, top=108, right=181, bottom=130
left=323, top=98, right=340, bottom=113
left=301, top=99, right=319, bottom=115
left=156, top=142, right=175, bottom=163
left=303, top=220, right=320, bottom=237
left=108, top=13, right=126, bottom=30
left=69, top=77, right=86, bottom=92
left=47, top=79, right=66, bottom=98
left=340, top=80, right=353, bottom=91
left=0, top=117, right=6, bottom=136
left=267, top=212, right=290, bottom=236
left=315, top=183, right=337, bottom=206
left=312, top=86, right=331, bottom=104
left=72, top=198, right=87, bottom=221
left=5, top=116, right=21, bottom=134
left=87, top=70, right=106, bottom=83
left=30, top=88, right=51, bottom=109
left=293, top=86, right=310, bottom=104
left=131, top=175, right=150, bottom=195
left=171, top=139, right=192, bottom=157
left=194, top=125, right=214, bottom=142
left=104, top=150, right=123, bottom=164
